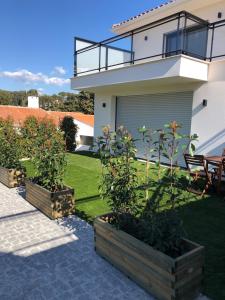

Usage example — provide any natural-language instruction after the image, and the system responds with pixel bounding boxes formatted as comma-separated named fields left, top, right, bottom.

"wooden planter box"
left=0, top=166, right=25, bottom=188
left=94, top=216, right=204, bottom=300
left=25, top=180, right=75, bottom=219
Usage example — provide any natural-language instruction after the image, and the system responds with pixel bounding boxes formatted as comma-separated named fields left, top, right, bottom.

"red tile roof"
left=0, top=106, right=94, bottom=127
left=112, top=0, right=176, bottom=28
left=49, top=111, right=94, bottom=127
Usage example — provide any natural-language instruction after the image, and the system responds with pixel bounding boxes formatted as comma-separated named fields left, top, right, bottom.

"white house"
left=71, top=0, right=225, bottom=162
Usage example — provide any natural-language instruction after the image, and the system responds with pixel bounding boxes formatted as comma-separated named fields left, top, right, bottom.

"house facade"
left=71, top=0, right=225, bottom=160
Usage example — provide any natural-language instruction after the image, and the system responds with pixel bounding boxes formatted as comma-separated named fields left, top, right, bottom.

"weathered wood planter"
left=0, top=166, right=25, bottom=188
left=25, top=180, right=75, bottom=219
left=94, top=216, right=204, bottom=300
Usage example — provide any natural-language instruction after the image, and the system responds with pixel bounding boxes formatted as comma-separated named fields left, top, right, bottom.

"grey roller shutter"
left=116, top=91, right=193, bottom=165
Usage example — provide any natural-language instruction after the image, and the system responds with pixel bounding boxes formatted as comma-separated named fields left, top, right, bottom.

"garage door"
left=116, top=91, right=193, bottom=164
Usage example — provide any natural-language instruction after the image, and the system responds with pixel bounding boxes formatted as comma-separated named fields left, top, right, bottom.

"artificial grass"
left=22, top=152, right=111, bottom=221
left=22, top=151, right=225, bottom=300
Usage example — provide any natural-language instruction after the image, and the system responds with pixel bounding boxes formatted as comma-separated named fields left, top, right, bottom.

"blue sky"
left=0, top=0, right=165, bottom=95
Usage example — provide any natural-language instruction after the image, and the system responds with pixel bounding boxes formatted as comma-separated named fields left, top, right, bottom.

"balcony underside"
left=71, top=55, right=208, bottom=93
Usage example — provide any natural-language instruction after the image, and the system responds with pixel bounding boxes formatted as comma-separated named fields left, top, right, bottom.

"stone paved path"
left=0, top=183, right=209, bottom=300
left=0, top=183, right=153, bottom=300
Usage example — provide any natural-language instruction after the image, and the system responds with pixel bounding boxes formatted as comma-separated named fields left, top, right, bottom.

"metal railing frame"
left=73, top=10, right=225, bottom=76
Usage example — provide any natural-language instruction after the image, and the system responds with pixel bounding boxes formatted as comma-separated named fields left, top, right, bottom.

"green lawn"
left=23, top=152, right=111, bottom=222
left=23, top=151, right=225, bottom=300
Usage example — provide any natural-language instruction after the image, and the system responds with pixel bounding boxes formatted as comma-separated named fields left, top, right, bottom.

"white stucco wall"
left=191, top=59, right=225, bottom=155
left=94, top=94, right=116, bottom=137
left=74, top=119, right=93, bottom=144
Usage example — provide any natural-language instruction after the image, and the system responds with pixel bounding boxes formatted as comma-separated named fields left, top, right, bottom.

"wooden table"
left=205, top=156, right=224, bottom=194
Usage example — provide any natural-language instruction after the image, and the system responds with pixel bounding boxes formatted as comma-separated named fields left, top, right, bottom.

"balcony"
left=71, top=11, right=225, bottom=91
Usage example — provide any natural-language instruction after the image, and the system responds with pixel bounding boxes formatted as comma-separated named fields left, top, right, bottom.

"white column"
left=94, top=93, right=116, bottom=138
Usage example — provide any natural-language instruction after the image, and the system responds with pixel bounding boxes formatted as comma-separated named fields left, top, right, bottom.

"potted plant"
left=0, top=118, right=26, bottom=188
left=25, top=120, right=74, bottom=219
left=94, top=124, right=204, bottom=300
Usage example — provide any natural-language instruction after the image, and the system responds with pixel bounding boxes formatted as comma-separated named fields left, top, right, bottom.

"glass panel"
left=165, top=25, right=208, bottom=59
left=75, top=39, right=99, bottom=75
left=105, top=36, right=132, bottom=70
left=185, top=26, right=208, bottom=59
left=165, top=32, right=182, bottom=56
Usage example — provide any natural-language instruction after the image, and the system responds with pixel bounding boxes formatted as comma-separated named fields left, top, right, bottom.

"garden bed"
left=0, top=166, right=25, bottom=188
left=94, top=215, right=205, bottom=300
left=25, top=180, right=74, bottom=219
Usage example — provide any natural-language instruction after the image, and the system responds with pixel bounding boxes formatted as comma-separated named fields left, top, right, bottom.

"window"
left=165, top=25, right=208, bottom=59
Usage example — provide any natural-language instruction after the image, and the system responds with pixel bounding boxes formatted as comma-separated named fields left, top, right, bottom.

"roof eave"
left=111, top=0, right=186, bottom=34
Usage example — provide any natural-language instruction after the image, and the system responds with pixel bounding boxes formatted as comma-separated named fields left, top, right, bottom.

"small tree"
left=33, top=120, right=66, bottom=192
left=60, top=116, right=78, bottom=152
left=97, top=126, right=138, bottom=227
left=140, top=121, right=198, bottom=256
left=0, top=118, right=22, bottom=169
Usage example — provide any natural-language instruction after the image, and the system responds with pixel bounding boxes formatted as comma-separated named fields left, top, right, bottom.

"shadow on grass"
left=69, top=151, right=99, bottom=159
left=76, top=194, right=100, bottom=204
left=177, top=195, right=225, bottom=300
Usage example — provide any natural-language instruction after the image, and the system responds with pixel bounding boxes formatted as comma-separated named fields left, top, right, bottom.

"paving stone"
left=0, top=183, right=209, bottom=300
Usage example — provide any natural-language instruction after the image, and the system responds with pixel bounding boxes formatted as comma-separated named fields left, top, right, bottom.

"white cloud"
left=37, top=88, right=44, bottom=95
left=53, top=66, right=66, bottom=75
left=0, top=69, right=70, bottom=86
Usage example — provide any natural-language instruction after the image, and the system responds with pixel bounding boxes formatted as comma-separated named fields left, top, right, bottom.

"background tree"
left=60, top=116, right=78, bottom=152
left=0, top=89, right=94, bottom=114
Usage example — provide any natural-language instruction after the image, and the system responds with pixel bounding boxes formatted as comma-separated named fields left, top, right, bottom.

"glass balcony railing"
left=74, top=11, right=225, bottom=77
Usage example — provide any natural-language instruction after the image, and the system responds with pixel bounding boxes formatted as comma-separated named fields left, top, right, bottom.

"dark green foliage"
left=0, top=118, right=22, bottom=169
left=39, top=91, right=94, bottom=114
left=60, top=116, right=78, bottom=152
left=0, top=89, right=94, bottom=114
left=32, top=120, right=66, bottom=192
left=0, top=89, right=38, bottom=106
left=20, top=116, right=39, bottom=158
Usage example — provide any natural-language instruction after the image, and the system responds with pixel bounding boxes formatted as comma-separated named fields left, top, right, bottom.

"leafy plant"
left=20, top=116, right=39, bottom=158
left=97, top=122, right=198, bottom=257
left=32, top=120, right=66, bottom=192
left=96, top=126, right=139, bottom=226
left=0, top=117, right=23, bottom=169
left=60, top=116, right=78, bottom=152
left=139, top=121, right=198, bottom=256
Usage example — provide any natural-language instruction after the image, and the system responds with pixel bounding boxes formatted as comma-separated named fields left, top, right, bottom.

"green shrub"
left=20, top=116, right=39, bottom=158
left=138, top=121, right=198, bottom=257
left=60, top=116, right=78, bottom=152
left=0, top=118, right=22, bottom=169
left=97, top=126, right=139, bottom=227
left=97, top=122, right=198, bottom=257
left=32, top=120, right=66, bottom=192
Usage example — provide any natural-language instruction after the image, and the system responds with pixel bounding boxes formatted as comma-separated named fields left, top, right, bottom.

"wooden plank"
left=96, top=233, right=174, bottom=289
left=95, top=238, right=173, bottom=300
left=94, top=218, right=175, bottom=271
left=94, top=217, right=204, bottom=300
left=25, top=181, right=74, bottom=219
left=95, top=224, right=175, bottom=283
left=0, top=167, right=25, bottom=188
